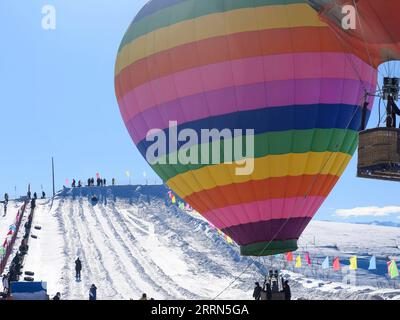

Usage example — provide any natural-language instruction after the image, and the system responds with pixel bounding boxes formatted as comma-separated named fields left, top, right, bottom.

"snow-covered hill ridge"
left=14, top=185, right=400, bottom=300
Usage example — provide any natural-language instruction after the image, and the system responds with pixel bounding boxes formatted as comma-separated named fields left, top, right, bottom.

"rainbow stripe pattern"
left=115, top=0, right=378, bottom=256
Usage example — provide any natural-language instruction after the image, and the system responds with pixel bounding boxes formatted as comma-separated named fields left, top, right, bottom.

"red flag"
left=2, top=238, right=7, bottom=248
left=333, top=257, right=341, bottom=271
left=7, top=230, right=12, bottom=236
left=305, top=252, right=312, bottom=266
left=387, top=260, right=393, bottom=274
left=286, top=252, right=294, bottom=262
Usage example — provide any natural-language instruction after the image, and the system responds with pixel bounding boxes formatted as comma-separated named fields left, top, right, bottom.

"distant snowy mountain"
left=355, top=221, right=400, bottom=228
left=3, top=185, right=400, bottom=300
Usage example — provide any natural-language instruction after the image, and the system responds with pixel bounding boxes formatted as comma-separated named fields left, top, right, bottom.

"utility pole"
left=52, top=157, right=55, bottom=197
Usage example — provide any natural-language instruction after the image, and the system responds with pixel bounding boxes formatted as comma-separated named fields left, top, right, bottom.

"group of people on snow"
left=70, top=177, right=116, bottom=188
left=253, top=271, right=291, bottom=301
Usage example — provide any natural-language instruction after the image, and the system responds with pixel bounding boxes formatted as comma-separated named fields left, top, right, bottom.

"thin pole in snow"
left=52, top=157, right=55, bottom=197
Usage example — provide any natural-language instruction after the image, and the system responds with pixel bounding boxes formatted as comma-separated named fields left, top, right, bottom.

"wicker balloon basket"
left=357, top=128, right=400, bottom=181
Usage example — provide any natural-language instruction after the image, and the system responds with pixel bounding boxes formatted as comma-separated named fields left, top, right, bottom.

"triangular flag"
left=333, top=257, right=341, bottom=271
left=295, top=255, right=302, bottom=268
left=305, top=252, right=312, bottom=266
left=7, top=230, right=13, bottom=236
left=286, top=252, right=293, bottom=262
left=2, top=238, right=8, bottom=248
left=388, top=260, right=399, bottom=279
left=322, top=257, right=330, bottom=269
left=349, top=256, right=358, bottom=270
left=368, top=256, right=377, bottom=270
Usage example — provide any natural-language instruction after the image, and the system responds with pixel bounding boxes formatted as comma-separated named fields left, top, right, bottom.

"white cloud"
left=335, top=206, right=400, bottom=218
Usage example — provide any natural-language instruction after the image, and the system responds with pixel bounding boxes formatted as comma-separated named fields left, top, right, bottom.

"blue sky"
left=0, top=1, right=399, bottom=223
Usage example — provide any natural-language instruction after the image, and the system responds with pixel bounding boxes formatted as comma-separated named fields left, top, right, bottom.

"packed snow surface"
left=3, top=185, right=399, bottom=300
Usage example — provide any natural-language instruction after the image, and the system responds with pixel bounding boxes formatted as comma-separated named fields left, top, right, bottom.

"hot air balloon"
left=115, top=0, right=378, bottom=256
left=307, top=0, right=400, bottom=66
left=307, top=1, right=400, bottom=181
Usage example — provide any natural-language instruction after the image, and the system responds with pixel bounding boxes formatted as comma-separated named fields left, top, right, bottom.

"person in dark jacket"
left=33, top=192, right=37, bottom=200
left=264, top=282, right=272, bottom=300
left=283, top=280, right=291, bottom=300
left=75, top=258, right=82, bottom=280
left=52, top=292, right=61, bottom=300
left=253, top=282, right=262, bottom=300
left=30, top=198, right=36, bottom=210
left=387, top=95, right=400, bottom=128
left=41, top=191, right=46, bottom=199
left=139, top=293, right=147, bottom=300
left=89, top=284, right=97, bottom=300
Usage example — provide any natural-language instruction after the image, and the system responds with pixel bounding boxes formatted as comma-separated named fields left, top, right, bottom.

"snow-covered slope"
left=12, top=185, right=400, bottom=300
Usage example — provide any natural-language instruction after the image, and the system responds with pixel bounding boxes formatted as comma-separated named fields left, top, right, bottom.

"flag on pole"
left=295, top=255, right=302, bottom=268
left=349, top=256, right=358, bottom=270
left=322, top=257, right=330, bottom=269
left=368, top=256, right=377, bottom=270
left=305, top=252, right=312, bottom=266
left=388, top=260, right=399, bottom=279
left=286, top=252, right=293, bottom=262
left=333, top=257, right=341, bottom=271
left=7, top=230, right=12, bottom=236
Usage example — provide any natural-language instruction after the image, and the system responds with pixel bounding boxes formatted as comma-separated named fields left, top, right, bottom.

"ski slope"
left=10, top=185, right=400, bottom=300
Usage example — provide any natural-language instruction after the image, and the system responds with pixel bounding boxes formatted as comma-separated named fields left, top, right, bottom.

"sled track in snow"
left=82, top=199, right=162, bottom=299
left=58, top=197, right=120, bottom=299
left=101, top=201, right=201, bottom=299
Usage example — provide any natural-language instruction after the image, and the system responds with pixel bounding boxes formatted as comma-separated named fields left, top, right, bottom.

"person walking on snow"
left=2, top=274, right=9, bottom=294
left=253, top=282, right=262, bottom=300
left=52, top=292, right=61, bottom=300
left=75, top=258, right=82, bottom=281
left=89, top=284, right=97, bottom=300
left=283, top=280, right=291, bottom=300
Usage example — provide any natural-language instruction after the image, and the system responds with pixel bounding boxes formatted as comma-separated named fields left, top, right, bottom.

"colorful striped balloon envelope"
left=115, top=0, right=378, bottom=256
